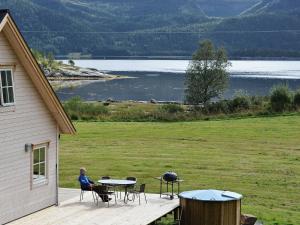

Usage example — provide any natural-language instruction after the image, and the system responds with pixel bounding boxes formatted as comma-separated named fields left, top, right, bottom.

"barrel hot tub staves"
left=179, top=189, right=243, bottom=225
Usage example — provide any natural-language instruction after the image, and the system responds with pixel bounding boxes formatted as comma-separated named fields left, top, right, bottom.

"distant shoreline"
left=49, top=76, right=133, bottom=91
left=55, top=56, right=300, bottom=61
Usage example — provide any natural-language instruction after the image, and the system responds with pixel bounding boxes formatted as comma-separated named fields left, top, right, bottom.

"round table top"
left=98, top=179, right=136, bottom=186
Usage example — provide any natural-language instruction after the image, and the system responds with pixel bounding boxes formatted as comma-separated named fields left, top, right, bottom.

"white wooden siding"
left=0, top=32, right=59, bottom=225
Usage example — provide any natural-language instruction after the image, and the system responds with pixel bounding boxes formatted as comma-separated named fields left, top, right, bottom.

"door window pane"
left=32, top=146, right=47, bottom=184
left=40, top=148, right=45, bottom=162
left=8, top=87, right=14, bottom=103
left=2, top=87, right=8, bottom=103
left=40, top=163, right=45, bottom=177
left=6, top=71, right=12, bottom=86
left=1, top=71, right=6, bottom=86
left=33, top=164, right=39, bottom=177
left=0, top=70, right=15, bottom=105
left=33, top=150, right=39, bottom=164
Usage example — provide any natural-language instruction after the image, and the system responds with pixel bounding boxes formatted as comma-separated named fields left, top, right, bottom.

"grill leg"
left=160, top=179, right=162, bottom=198
left=172, top=182, right=174, bottom=199
left=167, top=182, right=169, bottom=193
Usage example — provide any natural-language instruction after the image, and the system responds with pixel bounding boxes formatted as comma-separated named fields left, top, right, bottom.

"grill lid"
left=162, top=172, right=178, bottom=182
left=179, top=189, right=243, bottom=202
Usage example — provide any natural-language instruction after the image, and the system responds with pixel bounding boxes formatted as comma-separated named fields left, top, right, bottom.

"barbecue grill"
left=163, top=172, right=177, bottom=182
left=154, top=172, right=183, bottom=200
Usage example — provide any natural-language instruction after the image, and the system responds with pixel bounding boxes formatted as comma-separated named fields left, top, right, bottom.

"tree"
left=294, top=89, right=300, bottom=108
left=270, top=84, right=292, bottom=112
left=68, top=59, right=75, bottom=66
left=185, top=40, right=230, bottom=105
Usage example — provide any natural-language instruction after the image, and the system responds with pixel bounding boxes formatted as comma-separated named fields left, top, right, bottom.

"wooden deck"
left=8, top=188, right=179, bottom=225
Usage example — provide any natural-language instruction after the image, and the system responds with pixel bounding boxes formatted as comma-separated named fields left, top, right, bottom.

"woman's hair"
left=80, top=167, right=86, bottom=175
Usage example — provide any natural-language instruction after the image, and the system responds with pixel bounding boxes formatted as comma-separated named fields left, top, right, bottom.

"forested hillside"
left=0, top=0, right=299, bottom=58
left=213, top=0, right=300, bottom=57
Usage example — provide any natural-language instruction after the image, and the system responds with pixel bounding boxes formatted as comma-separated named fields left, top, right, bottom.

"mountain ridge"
left=0, top=0, right=299, bottom=57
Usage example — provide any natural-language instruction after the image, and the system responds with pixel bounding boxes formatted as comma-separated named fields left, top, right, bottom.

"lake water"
left=57, top=60, right=300, bottom=101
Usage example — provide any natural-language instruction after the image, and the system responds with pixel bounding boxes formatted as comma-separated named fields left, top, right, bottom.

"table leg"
left=124, top=186, right=127, bottom=203
left=117, top=185, right=121, bottom=199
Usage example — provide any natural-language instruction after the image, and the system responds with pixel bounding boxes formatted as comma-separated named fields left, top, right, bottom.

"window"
left=32, top=145, right=47, bottom=185
left=0, top=69, right=15, bottom=106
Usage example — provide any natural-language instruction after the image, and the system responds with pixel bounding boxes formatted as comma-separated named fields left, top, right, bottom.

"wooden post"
left=174, top=207, right=179, bottom=221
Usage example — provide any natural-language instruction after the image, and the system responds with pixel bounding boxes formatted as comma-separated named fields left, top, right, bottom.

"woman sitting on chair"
left=78, top=167, right=111, bottom=202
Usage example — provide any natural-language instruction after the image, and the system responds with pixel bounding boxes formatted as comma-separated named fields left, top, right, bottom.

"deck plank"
left=8, top=188, right=179, bottom=225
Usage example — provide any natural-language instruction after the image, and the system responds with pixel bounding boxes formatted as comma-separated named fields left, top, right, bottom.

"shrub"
left=225, top=91, right=251, bottom=113
left=81, top=102, right=108, bottom=115
left=160, top=104, right=184, bottom=114
left=63, top=96, right=82, bottom=113
left=250, top=96, right=264, bottom=107
left=70, top=113, right=79, bottom=120
left=68, top=59, right=75, bottom=66
left=229, top=96, right=250, bottom=112
left=228, top=96, right=250, bottom=112
left=293, top=90, right=300, bottom=108
left=206, top=100, right=230, bottom=114
left=63, top=97, right=108, bottom=120
left=270, top=85, right=292, bottom=112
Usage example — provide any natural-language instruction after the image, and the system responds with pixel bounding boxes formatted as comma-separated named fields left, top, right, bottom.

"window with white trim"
left=0, top=70, right=15, bottom=106
left=32, top=145, right=47, bottom=185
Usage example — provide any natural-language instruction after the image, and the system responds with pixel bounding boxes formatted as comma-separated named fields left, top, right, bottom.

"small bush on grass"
left=70, top=113, right=79, bottom=120
left=228, top=91, right=251, bottom=113
left=293, top=90, right=300, bottom=108
left=63, top=96, right=108, bottom=120
left=206, top=100, right=230, bottom=114
left=270, top=85, right=292, bottom=112
left=229, top=96, right=250, bottom=112
left=249, top=96, right=269, bottom=112
left=160, top=104, right=184, bottom=114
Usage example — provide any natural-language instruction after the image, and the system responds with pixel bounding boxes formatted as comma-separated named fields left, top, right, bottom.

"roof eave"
left=1, top=12, right=75, bottom=134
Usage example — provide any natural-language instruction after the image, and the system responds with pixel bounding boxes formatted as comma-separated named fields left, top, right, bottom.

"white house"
left=0, top=9, right=75, bottom=225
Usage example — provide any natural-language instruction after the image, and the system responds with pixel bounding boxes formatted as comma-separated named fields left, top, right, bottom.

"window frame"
left=0, top=68, right=16, bottom=107
left=32, top=144, right=49, bottom=187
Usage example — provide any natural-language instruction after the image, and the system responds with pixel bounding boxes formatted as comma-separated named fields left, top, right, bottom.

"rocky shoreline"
left=43, top=63, right=129, bottom=90
left=44, top=63, right=120, bottom=80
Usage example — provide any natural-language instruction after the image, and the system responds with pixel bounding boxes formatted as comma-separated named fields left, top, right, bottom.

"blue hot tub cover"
left=179, top=189, right=243, bottom=202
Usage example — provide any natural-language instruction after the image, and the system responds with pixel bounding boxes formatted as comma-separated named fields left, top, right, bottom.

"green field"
left=60, top=115, right=300, bottom=225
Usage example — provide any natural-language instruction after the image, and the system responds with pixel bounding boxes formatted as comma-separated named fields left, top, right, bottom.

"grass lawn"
left=60, top=115, right=300, bottom=225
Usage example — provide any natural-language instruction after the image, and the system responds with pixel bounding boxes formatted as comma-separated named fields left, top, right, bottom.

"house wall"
left=0, top=32, right=58, bottom=224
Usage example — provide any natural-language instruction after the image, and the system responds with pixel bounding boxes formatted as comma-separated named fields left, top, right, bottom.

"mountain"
left=0, top=0, right=299, bottom=58
left=0, top=0, right=210, bottom=56
left=241, top=0, right=300, bottom=15
left=211, top=0, right=300, bottom=57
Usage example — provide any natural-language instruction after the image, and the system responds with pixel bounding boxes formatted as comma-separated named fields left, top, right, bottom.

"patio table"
left=98, top=179, right=136, bottom=203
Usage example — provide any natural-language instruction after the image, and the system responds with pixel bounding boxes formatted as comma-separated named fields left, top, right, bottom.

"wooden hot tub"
left=179, top=189, right=243, bottom=225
